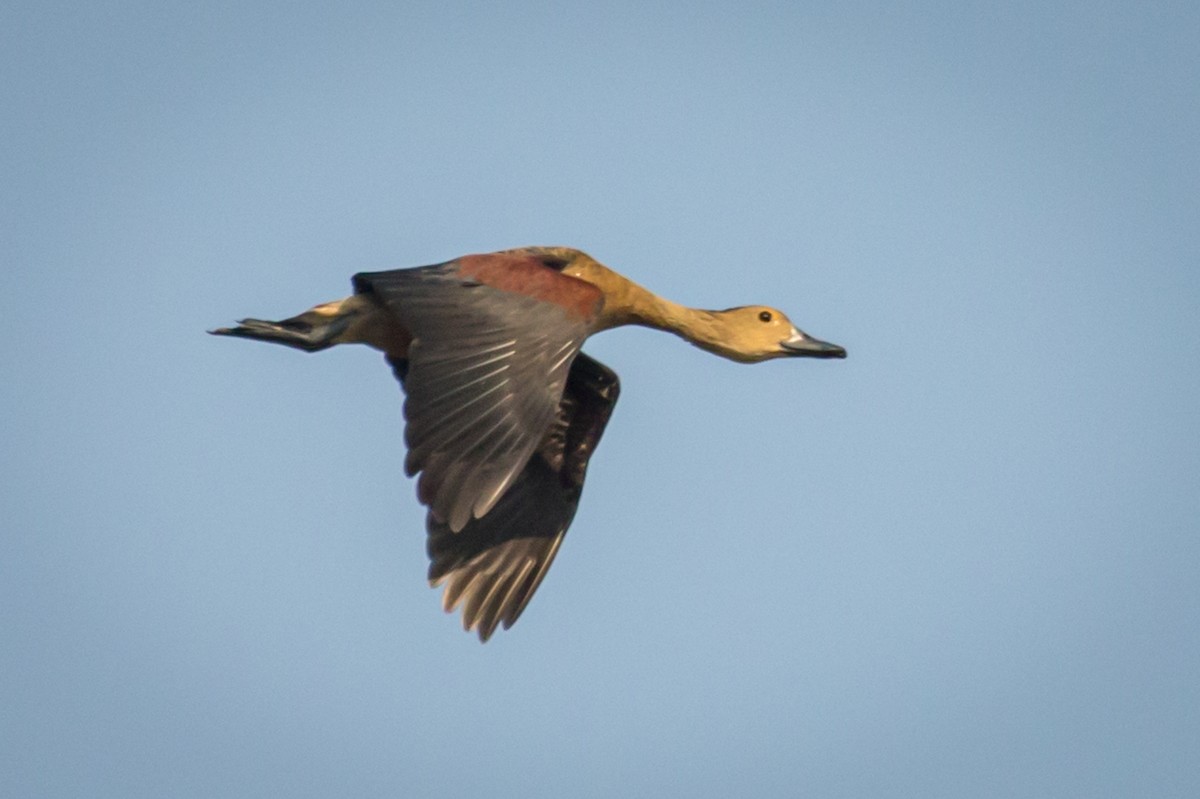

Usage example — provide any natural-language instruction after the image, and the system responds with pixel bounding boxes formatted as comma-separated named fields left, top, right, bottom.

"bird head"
left=703, top=305, right=847, bottom=363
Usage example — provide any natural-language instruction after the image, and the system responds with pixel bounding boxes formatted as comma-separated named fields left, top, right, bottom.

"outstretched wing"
left=353, top=253, right=603, bottom=532
left=426, top=352, right=620, bottom=641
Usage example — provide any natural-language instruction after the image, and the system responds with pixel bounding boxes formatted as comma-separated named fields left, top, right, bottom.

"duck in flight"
left=211, top=246, right=845, bottom=640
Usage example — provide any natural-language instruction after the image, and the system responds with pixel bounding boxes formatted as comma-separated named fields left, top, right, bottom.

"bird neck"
left=563, top=258, right=738, bottom=360
left=628, top=291, right=733, bottom=357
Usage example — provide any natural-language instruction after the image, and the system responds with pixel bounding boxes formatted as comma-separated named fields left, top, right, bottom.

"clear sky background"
left=3, top=2, right=1198, bottom=797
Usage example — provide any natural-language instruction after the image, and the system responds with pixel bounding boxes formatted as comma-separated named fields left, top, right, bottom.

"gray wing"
left=425, top=352, right=620, bottom=640
left=353, top=260, right=596, bottom=532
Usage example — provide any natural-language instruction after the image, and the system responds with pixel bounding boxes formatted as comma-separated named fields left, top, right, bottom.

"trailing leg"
left=209, top=298, right=363, bottom=352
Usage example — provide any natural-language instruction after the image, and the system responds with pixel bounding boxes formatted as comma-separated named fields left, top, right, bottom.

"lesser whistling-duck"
left=212, top=246, right=845, bottom=640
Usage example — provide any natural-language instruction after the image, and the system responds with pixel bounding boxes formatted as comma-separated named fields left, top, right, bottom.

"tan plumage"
left=211, top=247, right=845, bottom=640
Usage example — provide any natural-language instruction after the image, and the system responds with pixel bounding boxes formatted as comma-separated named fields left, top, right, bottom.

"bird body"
left=212, top=247, right=845, bottom=640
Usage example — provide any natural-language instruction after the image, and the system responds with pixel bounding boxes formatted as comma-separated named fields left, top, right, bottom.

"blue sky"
left=3, top=2, right=1198, bottom=796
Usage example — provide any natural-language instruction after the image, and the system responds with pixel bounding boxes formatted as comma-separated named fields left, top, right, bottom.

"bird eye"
left=758, top=311, right=772, bottom=322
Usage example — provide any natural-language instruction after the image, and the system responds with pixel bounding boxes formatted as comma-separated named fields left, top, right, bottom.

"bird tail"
left=208, top=299, right=356, bottom=352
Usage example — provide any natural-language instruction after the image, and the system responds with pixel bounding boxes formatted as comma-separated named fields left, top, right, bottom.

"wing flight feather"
left=353, top=257, right=601, bottom=531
